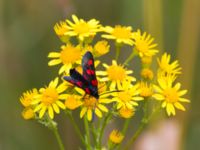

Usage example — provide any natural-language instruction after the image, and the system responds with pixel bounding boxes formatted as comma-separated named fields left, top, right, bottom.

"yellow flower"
left=133, top=29, right=158, bottom=57
left=48, top=44, right=82, bottom=74
left=138, top=81, right=153, bottom=98
left=119, top=107, right=135, bottom=119
left=141, top=56, right=152, bottom=64
left=75, top=83, right=111, bottom=121
left=157, top=53, right=181, bottom=75
left=20, top=89, right=38, bottom=107
left=141, top=68, right=154, bottom=80
left=102, top=25, right=134, bottom=45
left=153, top=76, right=190, bottom=116
left=65, top=95, right=82, bottom=110
left=22, top=108, right=35, bottom=120
left=33, top=78, right=67, bottom=119
left=96, top=60, right=136, bottom=90
left=66, top=14, right=101, bottom=41
left=93, top=40, right=110, bottom=57
left=54, top=21, right=70, bottom=42
left=112, top=82, right=143, bottom=110
left=109, top=130, right=124, bottom=144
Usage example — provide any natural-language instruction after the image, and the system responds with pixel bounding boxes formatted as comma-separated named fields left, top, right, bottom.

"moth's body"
left=64, top=51, right=99, bottom=99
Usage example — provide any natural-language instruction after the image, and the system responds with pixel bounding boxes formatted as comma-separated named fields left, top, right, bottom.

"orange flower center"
left=84, top=96, right=97, bottom=109
left=163, top=88, right=179, bottom=103
left=42, top=88, right=58, bottom=105
left=107, top=65, right=126, bottom=81
left=118, top=91, right=132, bottom=102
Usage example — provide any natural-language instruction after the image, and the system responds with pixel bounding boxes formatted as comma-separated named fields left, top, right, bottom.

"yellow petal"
left=48, top=106, right=54, bottom=119
left=57, top=83, right=67, bottom=93
left=87, top=109, right=92, bottom=121
left=96, top=71, right=108, bottom=76
left=95, top=108, right=102, bottom=118
left=48, top=52, right=60, bottom=58
left=34, top=103, right=43, bottom=112
left=162, top=101, right=167, bottom=108
left=56, top=101, right=65, bottom=109
left=110, top=81, right=116, bottom=90
left=174, top=102, right=185, bottom=111
left=178, top=90, right=187, bottom=96
left=152, top=94, right=164, bottom=100
left=48, top=59, right=61, bottom=66
left=59, top=94, right=68, bottom=99
left=52, top=103, right=60, bottom=113
left=39, top=106, right=47, bottom=118
left=59, top=65, right=67, bottom=74
left=179, top=98, right=190, bottom=103
left=80, top=107, right=87, bottom=118
left=166, top=103, right=175, bottom=116
left=98, top=104, right=108, bottom=112
left=49, top=77, right=58, bottom=88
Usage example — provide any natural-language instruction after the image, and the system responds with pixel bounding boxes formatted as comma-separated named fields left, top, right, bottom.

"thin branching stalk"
left=52, top=127, right=65, bottom=150
left=84, top=116, right=92, bottom=150
left=64, top=110, right=86, bottom=146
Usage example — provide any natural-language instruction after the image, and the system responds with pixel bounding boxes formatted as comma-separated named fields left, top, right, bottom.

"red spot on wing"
left=76, top=81, right=82, bottom=87
left=87, top=59, right=93, bottom=65
left=86, top=69, right=95, bottom=75
left=85, top=88, right=90, bottom=94
left=91, top=80, right=98, bottom=86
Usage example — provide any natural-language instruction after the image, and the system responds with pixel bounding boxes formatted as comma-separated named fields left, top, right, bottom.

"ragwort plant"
left=20, top=15, right=190, bottom=150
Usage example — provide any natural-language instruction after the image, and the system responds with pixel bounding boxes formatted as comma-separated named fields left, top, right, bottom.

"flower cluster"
left=19, top=14, right=190, bottom=150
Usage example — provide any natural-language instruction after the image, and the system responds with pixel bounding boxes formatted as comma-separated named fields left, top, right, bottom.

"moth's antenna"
left=100, top=90, right=123, bottom=96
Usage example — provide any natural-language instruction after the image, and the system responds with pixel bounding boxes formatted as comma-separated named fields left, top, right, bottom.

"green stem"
left=115, top=43, right=122, bottom=60
left=52, top=125, right=65, bottom=150
left=116, top=119, right=131, bottom=150
left=98, top=111, right=112, bottom=149
left=124, top=120, right=146, bottom=150
left=122, top=119, right=131, bottom=134
left=84, top=116, right=92, bottom=150
left=123, top=49, right=138, bottom=65
left=91, top=122, right=98, bottom=146
left=64, top=110, right=86, bottom=146
left=123, top=104, right=161, bottom=150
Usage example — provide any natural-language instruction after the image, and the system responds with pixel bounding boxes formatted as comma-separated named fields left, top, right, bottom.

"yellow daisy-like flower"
left=119, top=107, right=135, bottom=119
left=54, top=21, right=70, bottom=37
left=112, top=82, right=144, bottom=110
left=22, top=108, right=35, bottom=120
left=48, top=44, right=82, bottom=74
left=20, top=89, right=39, bottom=120
left=102, top=25, right=134, bottom=45
left=97, top=60, right=136, bottom=90
left=141, top=56, right=152, bottom=65
left=141, top=68, right=154, bottom=80
left=133, top=29, right=159, bottom=57
left=157, top=53, right=182, bottom=75
left=153, top=76, right=190, bottom=116
left=65, top=94, right=82, bottom=110
left=20, top=88, right=38, bottom=107
left=33, top=78, right=67, bottom=119
left=109, top=130, right=124, bottom=144
left=75, top=83, right=111, bottom=121
left=138, top=81, right=153, bottom=98
left=93, top=40, right=110, bottom=57
left=65, top=14, right=101, bottom=41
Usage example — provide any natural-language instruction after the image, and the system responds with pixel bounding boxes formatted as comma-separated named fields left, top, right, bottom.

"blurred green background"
left=0, top=0, right=199, bottom=149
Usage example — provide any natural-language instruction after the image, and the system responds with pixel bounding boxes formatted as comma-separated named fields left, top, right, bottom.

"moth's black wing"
left=63, top=69, right=92, bottom=95
left=64, top=69, right=87, bottom=89
left=82, top=51, right=98, bottom=91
